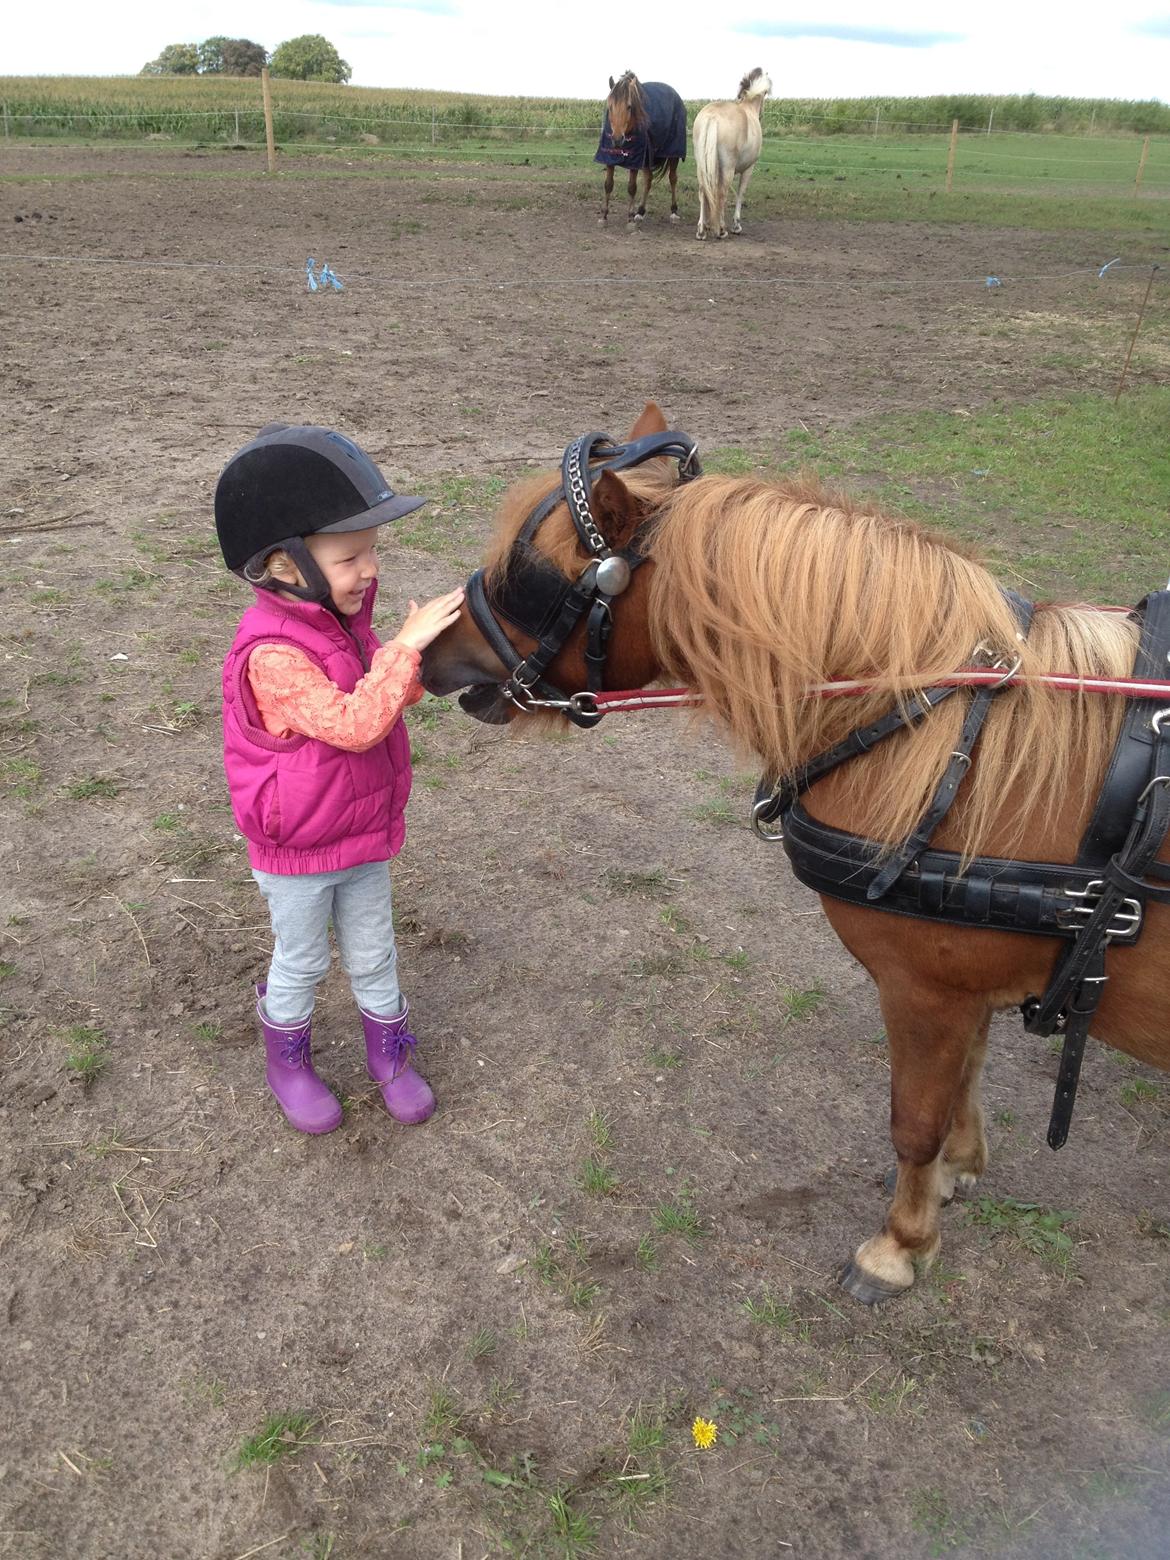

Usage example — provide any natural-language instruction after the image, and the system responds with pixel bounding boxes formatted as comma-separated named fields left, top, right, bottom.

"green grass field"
left=2, top=75, right=1167, bottom=201
left=708, top=388, right=1170, bottom=600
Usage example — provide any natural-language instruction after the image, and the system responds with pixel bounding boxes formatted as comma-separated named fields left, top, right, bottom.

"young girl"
left=215, top=423, right=464, bottom=1135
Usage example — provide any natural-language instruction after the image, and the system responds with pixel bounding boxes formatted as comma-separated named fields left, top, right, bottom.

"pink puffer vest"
left=221, top=583, right=412, bottom=875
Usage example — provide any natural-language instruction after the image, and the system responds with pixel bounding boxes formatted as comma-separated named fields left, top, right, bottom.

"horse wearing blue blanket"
left=595, top=72, right=686, bottom=225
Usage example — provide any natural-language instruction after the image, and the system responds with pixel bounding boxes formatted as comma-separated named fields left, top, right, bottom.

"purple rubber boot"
left=359, top=1002, right=436, bottom=1124
left=256, top=984, right=342, bottom=1135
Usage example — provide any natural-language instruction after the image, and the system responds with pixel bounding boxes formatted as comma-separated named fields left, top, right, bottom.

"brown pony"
left=694, top=67, right=772, bottom=239
left=421, top=403, right=1170, bottom=1305
left=595, top=72, right=686, bottom=225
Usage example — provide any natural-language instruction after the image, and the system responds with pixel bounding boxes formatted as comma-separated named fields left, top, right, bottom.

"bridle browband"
left=465, top=430, right=701, bottom=728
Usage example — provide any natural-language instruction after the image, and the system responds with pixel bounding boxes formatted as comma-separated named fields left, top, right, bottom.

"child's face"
left=303, top=526, right=380, bottom=616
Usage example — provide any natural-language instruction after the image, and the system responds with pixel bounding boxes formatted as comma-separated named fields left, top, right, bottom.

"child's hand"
left=391, top=587, right=466, bottom=653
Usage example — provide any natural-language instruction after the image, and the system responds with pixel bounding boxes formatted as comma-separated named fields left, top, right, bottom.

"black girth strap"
left=1022, top=591, right=1170, bottom=1146
left=758, top=587, right=1170, bottom=1151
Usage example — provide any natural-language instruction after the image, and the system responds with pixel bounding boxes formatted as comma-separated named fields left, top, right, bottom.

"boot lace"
left=376, top=1022, right=417, bottom=1081
left=280, top=1029, right=311, bottom=1067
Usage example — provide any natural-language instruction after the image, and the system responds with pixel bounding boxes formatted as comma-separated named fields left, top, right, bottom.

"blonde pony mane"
left=647, top=475, right=1137, bottom=857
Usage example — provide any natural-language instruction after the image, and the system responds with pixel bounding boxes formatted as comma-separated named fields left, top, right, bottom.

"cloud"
left=317, top=0, right=457, bottom=12
left=735, top=20, right=963, bottom=48
left=1133, top=16, right=1170, bottom=35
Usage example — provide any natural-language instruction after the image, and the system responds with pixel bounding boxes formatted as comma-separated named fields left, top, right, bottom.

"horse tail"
left=693, top=109, right=726, bottom=223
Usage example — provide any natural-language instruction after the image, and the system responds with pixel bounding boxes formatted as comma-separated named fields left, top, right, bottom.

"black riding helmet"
left=215, top=423, right=426, bottom=608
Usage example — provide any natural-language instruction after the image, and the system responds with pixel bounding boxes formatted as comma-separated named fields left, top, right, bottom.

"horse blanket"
left=594, top=82, right=687, bottom=172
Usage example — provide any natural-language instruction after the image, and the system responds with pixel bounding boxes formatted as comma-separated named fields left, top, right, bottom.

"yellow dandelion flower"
left=692, top=1416, right=718, bottom=1450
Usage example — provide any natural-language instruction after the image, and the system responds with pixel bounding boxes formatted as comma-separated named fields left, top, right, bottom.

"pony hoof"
left=837, top=1259, right=908, bottom=1306
left=669, top=212, right=680, bottom=222
left=732, top=223, right=743, bottom=234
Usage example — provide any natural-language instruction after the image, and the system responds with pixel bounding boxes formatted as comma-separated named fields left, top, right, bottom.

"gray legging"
left=252, top=860, right=402, bottom=1025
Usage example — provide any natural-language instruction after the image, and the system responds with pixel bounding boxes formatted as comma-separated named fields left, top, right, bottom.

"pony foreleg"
left=600, top=166, right=615, bottom=225
left=667, top=158, right=679, bottom=221
left=730, top=164, right=756, bottom=234
left=628, top=168, right=641, bottom=222
left=838, top=984, right=991, bottom=1305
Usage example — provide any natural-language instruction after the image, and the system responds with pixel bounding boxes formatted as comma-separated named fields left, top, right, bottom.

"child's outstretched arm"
left=248, top=587, right=464, bottom=753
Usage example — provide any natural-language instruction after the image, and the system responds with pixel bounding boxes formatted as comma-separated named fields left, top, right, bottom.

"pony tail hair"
left=693, top=111, right=725, bottom=224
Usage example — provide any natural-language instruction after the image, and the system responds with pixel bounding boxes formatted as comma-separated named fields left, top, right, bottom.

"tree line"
left=141, top=35, right=351, bottom=84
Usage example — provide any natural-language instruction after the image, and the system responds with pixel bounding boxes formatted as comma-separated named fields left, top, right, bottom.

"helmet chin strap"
left=246, top=536, right=366, bottom=662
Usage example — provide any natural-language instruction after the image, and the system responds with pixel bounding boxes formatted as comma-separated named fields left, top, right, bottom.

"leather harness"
left=465, top=429, right=1170, bottom=1150
left=754, top=589, right=1170, bottom=1149
left=464, top=430, right=701, bottom=728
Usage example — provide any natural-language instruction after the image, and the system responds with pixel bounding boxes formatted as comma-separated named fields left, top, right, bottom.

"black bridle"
left=465, top=429, right=701, bottom=728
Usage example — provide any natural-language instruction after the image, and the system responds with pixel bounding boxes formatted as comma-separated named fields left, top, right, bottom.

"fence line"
left=5, top=106, right=1170, bottom=141
left=3, top=111, right=1167, bottom=195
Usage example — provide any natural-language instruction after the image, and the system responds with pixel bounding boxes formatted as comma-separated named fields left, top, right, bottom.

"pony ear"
left=591, top=469, right=643, bottom=550
left=628, top=401, right=668, bottom=440
left=609, top=75, right=615, bottom=90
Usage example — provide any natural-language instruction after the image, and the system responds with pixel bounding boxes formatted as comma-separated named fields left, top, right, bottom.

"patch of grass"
left=0, top=961, right=15, bottom=983
left=865, top=1371, right=922, bottom=1416
left=233, top=1411, right=314, bottom=1470
left=741, top=1289, right=809, bottom=1339
left=153, top=811, right=182, bottom=831
left=647, top=1046, right=683, bottom=1070
left=580, top=1157, right=618, bottom=1197
left=2, top=757, right=43, bottom=801
left=779, top=984, right=825, bottom=1023
left=546, top=1488, right=597, bottom=1557
left=692, top=796, right=740, bottom=828
left=65, top=775, right=121, bottom=800
left=586, top=1109, right=612, bottom=1150
left=708, top=1384, right=781, bottom=1450
left=651, top=1190, right=707, bottom=1247
left=634, top=1233, right=659, bottom=1272
left=602, top=866, right=672, bottom=900
left=62, top=1024, right=109, bottom=1082
left=467, top=1326, right=497, bottom=1362
left=423, top=1386, right=465, bottom=1440
left=567, top=1279, right=602, bottom=1310
left=1121, top=1076, right=1163, bottom=1107
left=1138, top=1390, right=1170, bottom=1432
left=910, top=1486, right=971, bottom=1555
left=968, top=1196, right=1077, bottom=1271
left=409, top=694, right=454, bottom=731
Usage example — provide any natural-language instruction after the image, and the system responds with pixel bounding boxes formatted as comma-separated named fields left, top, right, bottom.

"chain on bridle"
left=464, top=430, right=701, bottom=727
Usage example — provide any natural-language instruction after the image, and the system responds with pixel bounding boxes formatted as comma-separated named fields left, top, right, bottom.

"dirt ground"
left=1, top=147, right=1168, bottom=1560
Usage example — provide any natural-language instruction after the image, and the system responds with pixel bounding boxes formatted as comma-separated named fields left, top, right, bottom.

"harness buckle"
left=751, top=790, right=786, bottom=842
left=1059, top=880, right=1143, bottom=940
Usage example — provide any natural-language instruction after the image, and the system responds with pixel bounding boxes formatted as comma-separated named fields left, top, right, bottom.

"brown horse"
left=420, top=402, right=1170, bottom=1305
left=595, top=72, right=686, bottom=225
left=694, top=67, right=772, bottom=240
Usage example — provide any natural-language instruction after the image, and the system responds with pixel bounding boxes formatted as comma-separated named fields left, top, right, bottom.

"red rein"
left=591, top=669, right=1170, bottom=715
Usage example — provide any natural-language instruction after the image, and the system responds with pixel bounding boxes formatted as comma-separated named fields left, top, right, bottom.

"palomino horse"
left=420, top=403, right=1170, bottom=1305
left=694, top=67, right=772, bottom=239
left=595, top=72, right=686, bottom=225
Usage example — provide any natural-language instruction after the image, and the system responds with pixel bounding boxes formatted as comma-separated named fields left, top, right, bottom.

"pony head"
left=420, top=403, right=677, bottom=725
left=737, top=67, right=772, bottom=102
left=606, top=71, right=646, bottom=140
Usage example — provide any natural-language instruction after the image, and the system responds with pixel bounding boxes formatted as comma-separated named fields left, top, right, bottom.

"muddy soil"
left=1, top=148, right=1167, bottom=1560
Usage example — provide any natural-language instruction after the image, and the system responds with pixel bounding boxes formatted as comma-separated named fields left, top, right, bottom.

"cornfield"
left=2, top=76, right=1168, bottom=144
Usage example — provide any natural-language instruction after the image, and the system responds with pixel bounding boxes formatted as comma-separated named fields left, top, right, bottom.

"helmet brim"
left=314, top=492, right=427, bottom=534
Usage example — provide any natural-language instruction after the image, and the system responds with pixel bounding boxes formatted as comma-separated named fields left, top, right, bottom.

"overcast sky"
left=7, top=1, right=1170, bottom=101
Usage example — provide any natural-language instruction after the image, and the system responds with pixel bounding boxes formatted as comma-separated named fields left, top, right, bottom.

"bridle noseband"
left=465, top=430, right=701, bottom=727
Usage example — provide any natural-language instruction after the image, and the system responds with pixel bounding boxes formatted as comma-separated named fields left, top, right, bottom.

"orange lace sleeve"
left=247, top=642, right=424, bottom=753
